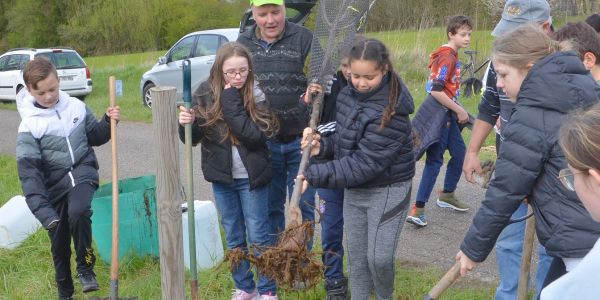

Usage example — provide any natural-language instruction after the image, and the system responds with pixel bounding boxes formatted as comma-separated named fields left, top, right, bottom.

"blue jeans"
left=416, top=113, right=465, bottom=203
left=267, top=137, right=316, bottom=248
left=318, top=188, right=345, bottom=281
left=495, top=202, right=552, bottom=300
left=212, top=179, right=276, bottom=295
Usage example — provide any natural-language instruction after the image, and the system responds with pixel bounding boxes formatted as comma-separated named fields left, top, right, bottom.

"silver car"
left=140, top=28, right=239, bottom=107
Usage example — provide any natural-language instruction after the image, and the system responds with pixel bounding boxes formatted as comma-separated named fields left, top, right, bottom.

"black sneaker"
left=77, top=273, right=99, bottom=293
left=325, top=277, right=348, bottom=300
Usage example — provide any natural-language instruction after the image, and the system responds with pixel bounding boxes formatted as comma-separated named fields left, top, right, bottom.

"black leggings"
left=537, top=257, right=567, bottom=300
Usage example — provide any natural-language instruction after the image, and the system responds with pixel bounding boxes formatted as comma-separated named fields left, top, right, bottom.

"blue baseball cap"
left=492, top=0, right=551, bottom=37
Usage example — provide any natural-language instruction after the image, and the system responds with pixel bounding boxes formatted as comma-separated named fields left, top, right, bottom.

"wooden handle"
left=109, top=76, right=119, bottom=284
left=424, top=262, right=461, bottom=300
left=517, top=205, right=536, bottom=300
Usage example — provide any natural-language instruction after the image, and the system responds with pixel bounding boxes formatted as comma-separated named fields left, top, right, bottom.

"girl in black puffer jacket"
left=456, top=24, right=600, bottom=292
left=178, top=42, right=279, bottom=299
left=300, top=38, right=415, bottom=299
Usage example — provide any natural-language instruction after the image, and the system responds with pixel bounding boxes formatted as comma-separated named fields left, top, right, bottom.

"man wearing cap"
left=237, top=0, right=317, bottom=283
left=461, top=0, right=553, bottom=299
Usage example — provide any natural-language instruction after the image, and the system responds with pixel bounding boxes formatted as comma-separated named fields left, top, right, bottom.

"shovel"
left=90, top=76, right=137, bottom=300
left=423, top=262, right=461, bottom=300
left=517, top=204, right=536, bottom=300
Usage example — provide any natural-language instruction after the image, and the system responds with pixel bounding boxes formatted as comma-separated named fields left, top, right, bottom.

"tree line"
left=0, top=0, right=592, bottom=56
left=0, top=0, right=248, bottom=56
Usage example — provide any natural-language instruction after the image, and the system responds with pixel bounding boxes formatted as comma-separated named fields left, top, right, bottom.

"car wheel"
left=143, top=83, right=155, bottom=107
left=16, top=85, right=24, bottom=94
left=76, top=96, right=86, bottom=101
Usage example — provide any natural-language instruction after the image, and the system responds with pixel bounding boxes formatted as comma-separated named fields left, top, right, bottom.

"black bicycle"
left=461, top=49, right=490, bottom=98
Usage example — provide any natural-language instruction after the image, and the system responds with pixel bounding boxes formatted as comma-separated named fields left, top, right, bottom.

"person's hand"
left=106, top=106, right=120, bottom=122
left=224, top=83, right=232, bottom=89
left=456, top=107, right=469, bottom=124
left=463, top=151, right=482, bottom=184
left=301, top=127, right=320, bottom=156
left=495, top=117, right=502, bottom=131
left=296, top=174, right=309, bottom=193
left=178, top=105, right=196, bottom=126
left=303, top=83, right=323, bottom=104
left=455, top=250, right=478, bottom=277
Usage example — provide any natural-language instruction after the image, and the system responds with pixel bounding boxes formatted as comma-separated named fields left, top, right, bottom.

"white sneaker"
left=231, top=289, right=257, bottom=300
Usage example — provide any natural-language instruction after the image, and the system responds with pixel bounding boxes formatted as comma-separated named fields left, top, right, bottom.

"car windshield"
left=35, top=52, right=85, bottom=69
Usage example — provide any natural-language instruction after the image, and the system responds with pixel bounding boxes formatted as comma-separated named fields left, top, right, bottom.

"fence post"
left=151, top=86, right=186, bottom=299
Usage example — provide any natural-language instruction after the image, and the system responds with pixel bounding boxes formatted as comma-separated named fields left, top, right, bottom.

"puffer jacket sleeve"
left=305, top=115, right=409, bottom=189
left=178, top=118, right=205, bottom=146
left=85, top=107, right=111, bottom=146
left=460, top=109, right=548, bottom=262
left=314, top=132, right=335, bottom=160
left=221, top=87, right=267, bottom=149
left=16, top=132, right=59, bottom=229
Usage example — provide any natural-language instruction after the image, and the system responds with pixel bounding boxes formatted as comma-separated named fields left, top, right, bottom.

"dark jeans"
left=416, top=113, right=466, bottom=203
left=267, top=137, right=316, bottom=248
left=49, top=182, right=96, bottom=298
left=318, top=188, right=345, bottom=281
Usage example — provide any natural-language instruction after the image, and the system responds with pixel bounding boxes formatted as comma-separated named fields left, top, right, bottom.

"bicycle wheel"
left=462, top=77, right=482, bottom=98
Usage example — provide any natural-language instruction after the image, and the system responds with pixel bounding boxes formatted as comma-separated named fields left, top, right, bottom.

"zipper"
left=253, top=39, right=273, bottom=54
left=65, top=135, right=75, bottom=167
left=68, top=171, right=75, bottom=187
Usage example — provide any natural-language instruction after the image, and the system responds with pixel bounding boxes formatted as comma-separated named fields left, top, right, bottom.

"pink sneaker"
left=231, top=289, right=257, bottom=300
left=257, top=294, right=278, bottom=300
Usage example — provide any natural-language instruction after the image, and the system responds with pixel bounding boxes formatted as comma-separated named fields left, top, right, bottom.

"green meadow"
left=0, top=28, right=501, bottom=299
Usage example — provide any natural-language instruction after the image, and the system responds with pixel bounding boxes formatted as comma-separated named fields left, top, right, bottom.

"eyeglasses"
left=558, top=168, right=585, bottom=191
left=223, top=69, right=250, bottom=79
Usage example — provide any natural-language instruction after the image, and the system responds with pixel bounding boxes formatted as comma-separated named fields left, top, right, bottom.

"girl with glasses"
left=178, top=42, right=279, bottom=300
left=540, top=103, right=600, bottom=299
left=454, top=24, right=600, bottom=293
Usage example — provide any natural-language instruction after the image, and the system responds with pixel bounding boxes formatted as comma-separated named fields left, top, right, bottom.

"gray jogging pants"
left=344, top=180, right=412, bottom=300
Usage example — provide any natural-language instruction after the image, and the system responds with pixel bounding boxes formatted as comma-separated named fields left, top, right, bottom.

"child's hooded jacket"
left=16, top=89, right=110, bottom=228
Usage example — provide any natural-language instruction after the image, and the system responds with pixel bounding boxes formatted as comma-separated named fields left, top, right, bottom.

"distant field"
left=1, top=29, right=492, bottom=122
left=0, top=28, right=497, bottom=153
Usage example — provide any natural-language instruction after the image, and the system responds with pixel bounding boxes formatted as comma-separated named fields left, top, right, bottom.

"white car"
left=0, top=48, right=93, bottom=101
left=140, top=28, right=239, bottom=107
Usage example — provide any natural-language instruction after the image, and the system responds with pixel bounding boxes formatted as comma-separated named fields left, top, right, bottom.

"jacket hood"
left=17, top=89, right=71, bottom=119
left=518, top=51, right=600, bottom=112
left=349, top=72, right=414, bottom=116
left=428, top=46, right=457, bottom=69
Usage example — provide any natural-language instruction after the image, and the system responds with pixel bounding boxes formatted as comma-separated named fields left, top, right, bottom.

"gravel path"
left=1, top=108, right=547, bottom=288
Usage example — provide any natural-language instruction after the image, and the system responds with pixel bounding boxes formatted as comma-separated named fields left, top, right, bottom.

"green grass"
left=0, top=28, right=501, bottom=299
left=0, top=28, right=499, bottom=155
left=82, top=51, right=164, bottom=122
left=373, top=28, right=498, bottom=156
left=0, top=155, right=21, bottom=203
left=78, top=27, right=498, bottom=153
left=0, top=154, right=495, bottom=299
